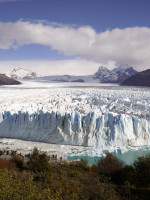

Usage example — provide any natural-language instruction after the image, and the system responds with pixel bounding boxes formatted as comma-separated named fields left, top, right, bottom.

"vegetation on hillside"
left=0, top=148, right=150, bottom=200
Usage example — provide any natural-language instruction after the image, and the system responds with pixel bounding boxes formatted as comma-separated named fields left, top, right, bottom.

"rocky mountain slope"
left=93, top=64, right=137, bottom=83
left=121, top=69, right=150, bottom=86
left=0, top=74, right=21, bottom=85
left=8, top=67, right=40, bottom=79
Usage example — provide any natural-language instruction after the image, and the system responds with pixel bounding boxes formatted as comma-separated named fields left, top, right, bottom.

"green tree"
left=27, top=147, right=52, bottom=185
left=27, top=147, right=50, bottom=173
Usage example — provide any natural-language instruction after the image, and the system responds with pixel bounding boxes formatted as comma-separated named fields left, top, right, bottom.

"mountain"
left=121, top=69, right=150, bottom=86
left=93, top=66, right=110, bottom=79
left=8, top=67, right=40, bottom=79
left=37, top=64, right=137, bottom=83
left=0, top=74, right=21, bottom=85
left=93, top=64, right=137, bottom=83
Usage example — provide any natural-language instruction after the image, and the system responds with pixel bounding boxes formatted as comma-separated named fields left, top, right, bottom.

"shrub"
left=96, top=152, right=124, bottom=177
left=134, top=153, right=150, bottom=187
left=0, top=158, right=16, bottom=170
left=0, top=169, right=58, bottom=200
left=27, top=147, right=51, bottom=173
left=12, top=154, right=26, bottom=170
left=27, top=148, right=52, bottom=185
left=75, top=158, right=90, bottom=171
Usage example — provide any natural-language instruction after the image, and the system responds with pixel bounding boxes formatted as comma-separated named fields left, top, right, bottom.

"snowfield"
left=0, top=81, right=150, bottom=156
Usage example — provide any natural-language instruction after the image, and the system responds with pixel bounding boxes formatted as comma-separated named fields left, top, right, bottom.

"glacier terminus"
left=0, top=81, right=150, bottom=156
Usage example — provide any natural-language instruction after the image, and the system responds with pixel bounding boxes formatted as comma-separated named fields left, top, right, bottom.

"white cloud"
left=0, top=20, right=150, bottom=71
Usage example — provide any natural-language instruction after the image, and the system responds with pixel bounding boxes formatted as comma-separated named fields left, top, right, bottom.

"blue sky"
left=0, top=0, right=150, bottom=75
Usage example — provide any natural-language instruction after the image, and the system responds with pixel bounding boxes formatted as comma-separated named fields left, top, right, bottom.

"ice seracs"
left=0, top=83, right=149, bottom=154
left=0, top=110, right=149, bottom=149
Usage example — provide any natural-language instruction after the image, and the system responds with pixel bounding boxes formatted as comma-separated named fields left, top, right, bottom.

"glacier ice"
left=0, top=110, right=149, bottom=149
left=0, top=82, right=150, bottom=152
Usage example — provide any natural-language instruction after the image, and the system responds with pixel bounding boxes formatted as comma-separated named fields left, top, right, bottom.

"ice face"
left=0, top=110, right=149, bottom=149
left=0, top=82, right=150, bottom=150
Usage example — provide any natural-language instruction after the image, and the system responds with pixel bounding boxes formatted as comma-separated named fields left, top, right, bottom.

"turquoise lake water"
left=67, top=150, right=150, bottom=165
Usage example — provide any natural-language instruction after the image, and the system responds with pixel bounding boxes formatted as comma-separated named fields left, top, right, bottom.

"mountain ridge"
left=37, top=64, right=137, bottom=83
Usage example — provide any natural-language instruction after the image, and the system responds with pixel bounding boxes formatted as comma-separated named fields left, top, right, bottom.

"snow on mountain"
left=93, top=64, right=137, bottom=83
left=37, top=64, right=137, bottom=83
left=0, top=83, right=150, bottom=154
left=93, top=66, right=110, bottom=79
left=8, top=67, right=40, bottom=79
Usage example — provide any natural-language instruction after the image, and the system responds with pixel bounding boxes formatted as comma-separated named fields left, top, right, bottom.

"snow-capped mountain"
left=37, top=64, right=137, bottom=83
left=8, top=67, right=40, bottom=80
left=93, top=66, right=110, bottom=79
left=93, top=64, right=137, bottom=83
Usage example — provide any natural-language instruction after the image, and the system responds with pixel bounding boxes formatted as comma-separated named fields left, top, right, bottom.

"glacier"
left=0, top=82, right=150, bottom=154
left=0, top=110, right=149, bottom=149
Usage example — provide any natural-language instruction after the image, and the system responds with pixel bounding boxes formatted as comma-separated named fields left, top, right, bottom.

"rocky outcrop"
left=121, top=69, right=150, bottom=86
left=0, top=74, right=21, bottom=85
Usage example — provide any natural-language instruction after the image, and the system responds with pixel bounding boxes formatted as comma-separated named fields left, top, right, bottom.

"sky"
left=0, top=0, right=150, bottom=75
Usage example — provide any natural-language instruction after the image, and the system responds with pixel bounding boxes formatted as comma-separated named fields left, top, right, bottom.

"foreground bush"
left=1, top=149, right=150, bottom=200
left=134, top=153, right=150, bottom=187
left=96, top=152, right=124, bottom=177
left=0, top=169, right=59, bottom=200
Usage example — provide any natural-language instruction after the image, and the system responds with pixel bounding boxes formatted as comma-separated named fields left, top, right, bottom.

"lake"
left=67, top=149, right=150, bottom=165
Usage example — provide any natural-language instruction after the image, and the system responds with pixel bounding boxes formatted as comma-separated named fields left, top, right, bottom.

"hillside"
left=0, top=74, right=21, bottom=85
left=121, top=69, right=150, bottom=86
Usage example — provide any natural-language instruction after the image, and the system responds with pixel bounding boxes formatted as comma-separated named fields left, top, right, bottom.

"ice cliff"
left=0, top=110, right=149, bottom=148
left=0, top=83, right=150, bottom=150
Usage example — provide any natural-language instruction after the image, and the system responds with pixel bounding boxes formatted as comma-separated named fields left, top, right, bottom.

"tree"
left=27, top=147, right=50, bottom=173
left=27, top=148, right=52, bottom=185
left=96, top=152, right=124, bottom=178
left=134, top=153, right=150, bottom=187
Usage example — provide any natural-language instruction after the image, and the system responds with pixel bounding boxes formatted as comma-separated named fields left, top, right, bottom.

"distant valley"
left=37, top=64, right=137, bottom=84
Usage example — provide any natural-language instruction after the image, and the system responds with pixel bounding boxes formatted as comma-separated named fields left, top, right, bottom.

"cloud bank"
left=0, top=20, right=150, bottom=70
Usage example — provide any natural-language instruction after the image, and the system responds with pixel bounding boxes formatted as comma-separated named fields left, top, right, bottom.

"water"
left=67, top=150, right=150, bottom=165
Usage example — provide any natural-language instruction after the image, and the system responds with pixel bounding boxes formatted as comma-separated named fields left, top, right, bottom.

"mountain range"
left=5, top=64, right=137, bottom=84
left=36, top=64, right=137, bottom=83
